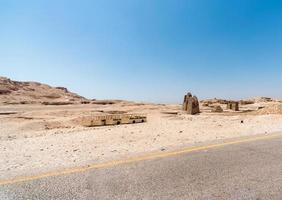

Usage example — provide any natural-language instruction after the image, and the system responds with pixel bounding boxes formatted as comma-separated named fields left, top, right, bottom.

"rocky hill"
left=0, top=77, right=88, bottom=105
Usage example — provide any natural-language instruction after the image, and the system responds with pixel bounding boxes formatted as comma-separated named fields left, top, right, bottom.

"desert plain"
left=1, top=77, right=282, bottom=180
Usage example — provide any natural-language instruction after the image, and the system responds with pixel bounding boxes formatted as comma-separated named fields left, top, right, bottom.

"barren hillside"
left=0, top=77, right=87, bottom=105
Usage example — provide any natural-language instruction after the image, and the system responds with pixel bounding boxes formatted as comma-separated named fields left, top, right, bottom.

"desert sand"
left=1, top=77, right=282, bottom=180
left=2, top=101, right=282, bottom=180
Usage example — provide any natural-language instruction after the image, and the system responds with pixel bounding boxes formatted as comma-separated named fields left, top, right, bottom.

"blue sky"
left=0, top=0, right=282, bottom=103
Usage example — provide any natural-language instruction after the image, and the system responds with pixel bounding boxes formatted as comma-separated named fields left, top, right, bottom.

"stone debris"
left=239, top=100, right=255, bottom=105
left=42, top=101, right=74, bottom=106
left=201, top=98, right=229, bottom=105
left=256, top=104, right=282, bottom=115
left=212, top=105, right=223, bottom=113
left=183, top=92, right=200, bottom=115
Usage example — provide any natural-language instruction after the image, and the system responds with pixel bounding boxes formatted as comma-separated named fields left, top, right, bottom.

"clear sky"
left=1, top=0, right=282, bottom=103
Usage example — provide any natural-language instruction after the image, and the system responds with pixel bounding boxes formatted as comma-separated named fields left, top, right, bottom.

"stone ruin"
left=227, top=101, right=239, bottom=111
left=183, top=92, right=200, bottom=115
left=76, top=114, right=147, bottom=127
left=212, top=105, right=223, bottom=113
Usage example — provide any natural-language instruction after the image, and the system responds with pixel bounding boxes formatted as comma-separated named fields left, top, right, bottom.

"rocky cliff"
left=0, top=77, right=87, bottom=105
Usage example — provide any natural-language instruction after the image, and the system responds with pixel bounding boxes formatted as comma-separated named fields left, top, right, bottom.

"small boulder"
left=212, top=106, right=223, bottom=113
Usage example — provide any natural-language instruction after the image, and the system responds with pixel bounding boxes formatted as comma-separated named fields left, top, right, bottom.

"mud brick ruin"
left=78, top=114, right=147, bottom=127
left=183, top=92, right=200, bottom=115
left=227, top=101, right=239, bottom=111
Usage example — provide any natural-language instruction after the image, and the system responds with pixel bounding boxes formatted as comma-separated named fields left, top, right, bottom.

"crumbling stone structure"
left=227, top=101, right=239, bottom=111
left=183, top=92, right=200, bottom=115
left=78, top=114, right=147, bottom=127
left=212, top=105, right=223, bottom=113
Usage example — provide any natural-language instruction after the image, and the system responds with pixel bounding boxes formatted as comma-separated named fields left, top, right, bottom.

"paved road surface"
left=1, top=134, right=282, bottom=200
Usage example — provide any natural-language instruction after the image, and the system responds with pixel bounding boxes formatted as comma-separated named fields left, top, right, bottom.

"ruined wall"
left=182, top=92, right=200, bottom=115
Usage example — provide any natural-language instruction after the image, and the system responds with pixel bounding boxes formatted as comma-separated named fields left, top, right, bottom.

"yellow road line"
left=1, top=132, right=282, bottom=186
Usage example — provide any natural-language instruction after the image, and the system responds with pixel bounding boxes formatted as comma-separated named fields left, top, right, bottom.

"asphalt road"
left=1, top=134, right=282, bottom=200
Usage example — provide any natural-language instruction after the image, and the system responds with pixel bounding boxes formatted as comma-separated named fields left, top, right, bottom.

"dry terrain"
left=1, top=77, right=282, bottom=180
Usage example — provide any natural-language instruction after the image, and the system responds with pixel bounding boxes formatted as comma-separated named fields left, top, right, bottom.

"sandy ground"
left=1, top=102, right=282, bottom=180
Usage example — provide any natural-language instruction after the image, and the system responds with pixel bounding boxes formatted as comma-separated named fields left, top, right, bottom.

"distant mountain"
left=0, top=76, right=88, bottom=105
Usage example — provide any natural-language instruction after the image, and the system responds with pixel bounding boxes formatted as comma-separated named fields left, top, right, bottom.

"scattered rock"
left=55, top=87, right=69, bottom=93
left=212, top=106, right=223, bottom=113
left=91, top=100, right=121, bottom=105
left=0, top=89, right=11, bottom=95
left=239, top=100, right=255, bottom=105
left=201, top=98, right=229, bottom=105
left=81, top=101, right=91, bottom=104
left=42, top=101, right=74, bottom=106
left=256, top=104, right=282, bottom=115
